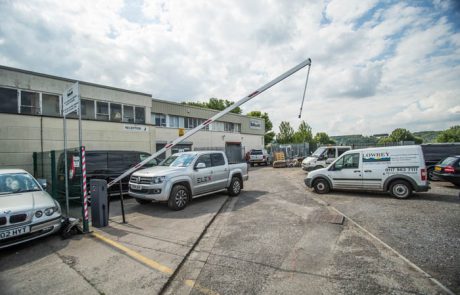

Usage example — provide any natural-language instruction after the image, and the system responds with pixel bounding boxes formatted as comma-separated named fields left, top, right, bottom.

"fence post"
left=51, top=150, right=57, bottom=199
left=33, top=152, right=37, bottom=177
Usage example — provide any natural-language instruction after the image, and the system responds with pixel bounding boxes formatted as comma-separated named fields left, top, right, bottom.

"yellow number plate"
left=435, top=166, right=441, bottom=171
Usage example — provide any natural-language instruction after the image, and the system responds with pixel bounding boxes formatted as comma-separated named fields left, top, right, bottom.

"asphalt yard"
left=1, top=166, right=458, bottom=294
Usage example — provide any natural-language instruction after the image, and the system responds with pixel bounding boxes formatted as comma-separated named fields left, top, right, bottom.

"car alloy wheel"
left=175, top=189, right=188, bottom=208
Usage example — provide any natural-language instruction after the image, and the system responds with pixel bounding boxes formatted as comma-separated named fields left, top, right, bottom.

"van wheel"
left=168, top=185, right=189, bottom=210
left=135, top=198, right=151, bottom=205
left=228, top=177, right=242, bottom=197
left=390, top=180, right=412, bottom=199
left=313, top=178, right=330, bottom=194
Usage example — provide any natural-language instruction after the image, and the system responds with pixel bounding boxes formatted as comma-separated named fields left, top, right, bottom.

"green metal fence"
left=33, top=148, right=84, bottom=221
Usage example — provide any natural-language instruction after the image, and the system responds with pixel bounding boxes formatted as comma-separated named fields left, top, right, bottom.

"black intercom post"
left=90, top=179, right=108, bottom=227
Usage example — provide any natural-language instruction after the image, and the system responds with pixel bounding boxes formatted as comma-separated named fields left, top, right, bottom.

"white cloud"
left=0, top=0, right=458, bottom=137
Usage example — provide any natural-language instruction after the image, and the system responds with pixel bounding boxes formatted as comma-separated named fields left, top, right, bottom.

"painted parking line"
left=91, top=231, right=173, bottom=274
left=91, top=231, right=219, bottom=295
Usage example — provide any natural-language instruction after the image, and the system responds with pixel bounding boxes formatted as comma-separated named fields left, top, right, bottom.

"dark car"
left=432, top=156, right=460, bottom=186
left=421, top=143, right=460, bottom=180
left=57, top=150, right=158, bottom=199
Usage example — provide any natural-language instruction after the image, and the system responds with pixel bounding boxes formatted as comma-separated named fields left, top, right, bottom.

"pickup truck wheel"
left=313, top=178, right=330, bottom=194
left=135, top=198, right=151, bottom=205
left=168, top=185, right=189, bottom=210
left=390, top=180, right=412, bottom=199
left=228, top=177, right=242, bottom=197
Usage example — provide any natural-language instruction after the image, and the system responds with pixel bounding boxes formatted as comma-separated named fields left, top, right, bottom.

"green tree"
left=378, top=128, right=423, bottom=144
left=182, top=98, right=242, bottom=114
left=247, top=111, right=275, bottom=144
left=293, top=121, right=313, bottom=143
left=276, top=121, right=295, bottom=144
left=314, top=132, right=335, bottom=145
left=437, top=125, right=460, bottom=142
left=265, top=131, right=276, bottom=144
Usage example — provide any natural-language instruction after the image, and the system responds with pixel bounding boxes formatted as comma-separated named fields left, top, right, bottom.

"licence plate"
left=435, top=166, right=441, bottom=171
left=131, top=184, right=142, bottom=190
left=0, top=226, right=30, bottom=240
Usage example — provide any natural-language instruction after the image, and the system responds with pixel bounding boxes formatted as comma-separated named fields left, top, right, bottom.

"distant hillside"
left=331, top=134, right=378, bottom=145
left=413, top=131, right=441, bottom=143
left=331, top=131, right=442, bottom=145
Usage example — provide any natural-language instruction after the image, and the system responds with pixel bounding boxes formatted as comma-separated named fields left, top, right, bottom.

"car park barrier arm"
left=107, top=58, right=312, bottom=188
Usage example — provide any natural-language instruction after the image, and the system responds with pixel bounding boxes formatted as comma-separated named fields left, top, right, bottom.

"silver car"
left=0, top=169, right=62, bottom=249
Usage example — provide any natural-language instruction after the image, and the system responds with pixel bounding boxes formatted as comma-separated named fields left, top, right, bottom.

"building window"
left=152, top=113, right=166, bottom=127
left=81, top=99, right=95, bottom=119
left=0, top=87, right=18, bottom=113
left=96, top=101, right=109, bottom=121
left=235, top=123, right=241, bottom=132
left=135, top=107, right=145, bottom=124
left=42, top=94, right=60, bottom=116
left=20, top=91, right=40, bottom=115
left=211, top=121, right=225, bottom=132
left=110, top=103, right=122, bottom=122
left=123, top=105, right=134, bottom=123
left=169, top=115, right=180, bottom=128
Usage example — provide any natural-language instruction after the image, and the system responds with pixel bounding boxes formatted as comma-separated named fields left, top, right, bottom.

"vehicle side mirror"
left=37, top=178, right=47, bottom=189
left=195, top=162, right=206, bottom=169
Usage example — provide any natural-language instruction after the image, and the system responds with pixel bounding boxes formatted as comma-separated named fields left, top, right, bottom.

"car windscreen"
left=251, top=150, right=263, bottom=155
left=312, top=147, right=326, bottom=157
left=160, top=154, right=196, bottom=167
left=439, top=157, right=457, bottom=166
left=0, top=173, right=41, bottom=195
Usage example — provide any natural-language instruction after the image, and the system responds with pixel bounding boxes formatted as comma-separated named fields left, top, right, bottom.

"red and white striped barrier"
left=82, top=146, right=89, bottom=221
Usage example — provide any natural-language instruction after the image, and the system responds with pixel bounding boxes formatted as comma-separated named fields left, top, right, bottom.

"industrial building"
left=0, top=65, right=265, bottom=172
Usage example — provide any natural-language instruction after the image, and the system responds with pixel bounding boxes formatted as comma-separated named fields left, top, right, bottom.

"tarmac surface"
left=1, top=166, right=458, bottom=294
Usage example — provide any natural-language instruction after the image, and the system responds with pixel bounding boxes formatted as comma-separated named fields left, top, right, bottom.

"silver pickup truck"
left=128, top=151, right=248, bottom=210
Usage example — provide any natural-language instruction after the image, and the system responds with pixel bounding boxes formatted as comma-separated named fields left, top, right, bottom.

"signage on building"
left=123, top=125, right=148, bottom=132
left=249, top=119, right=262, bottom=129
left=63, top=82, right=80, bottom=116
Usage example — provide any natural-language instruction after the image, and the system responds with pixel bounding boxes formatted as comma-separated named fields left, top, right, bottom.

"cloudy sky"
left=1, top=0, right=459, bottom=136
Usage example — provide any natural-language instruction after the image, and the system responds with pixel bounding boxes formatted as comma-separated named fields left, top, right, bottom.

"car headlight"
left=53, top=199, right=61, bottom=213
left=151, top=176, right=166, bottom=184
left=44, top=207, right=56, bottom=216
left=35, top=210, right=43, bottom=218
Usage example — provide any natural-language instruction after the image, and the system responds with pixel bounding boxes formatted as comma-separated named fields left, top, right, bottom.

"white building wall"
left=154, top=127, right=264, bottom=156
left=0, top=113, right=154, bottom=173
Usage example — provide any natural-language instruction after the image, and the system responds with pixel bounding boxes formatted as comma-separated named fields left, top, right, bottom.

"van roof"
left=346, top=145, right=421, bottom=154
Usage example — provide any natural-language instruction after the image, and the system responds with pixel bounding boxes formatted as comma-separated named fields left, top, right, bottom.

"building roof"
left=0, top=65, right=152, bottom=97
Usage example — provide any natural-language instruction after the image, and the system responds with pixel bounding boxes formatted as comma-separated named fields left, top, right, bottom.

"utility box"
left=90, top=179, right=108, bottom=228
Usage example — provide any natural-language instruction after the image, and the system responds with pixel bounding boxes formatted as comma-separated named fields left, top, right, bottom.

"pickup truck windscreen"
left=160, top=154, right=196, bottom=167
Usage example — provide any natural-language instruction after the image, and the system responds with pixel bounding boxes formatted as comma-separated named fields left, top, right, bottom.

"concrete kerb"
left=89, top=196, right=231, bottom=295
left=158, top=196, right=231, bottom=294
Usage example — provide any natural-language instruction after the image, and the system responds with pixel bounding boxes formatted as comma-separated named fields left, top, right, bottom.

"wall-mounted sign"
left=123, top=125, right=148, bottom=132
left=249, top=119, right=262, bottom=129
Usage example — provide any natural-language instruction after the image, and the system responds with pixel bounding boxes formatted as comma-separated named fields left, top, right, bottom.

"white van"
left=304, top=146, right=430, bottom=199
left=302, top=146, right=351, bottom=171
